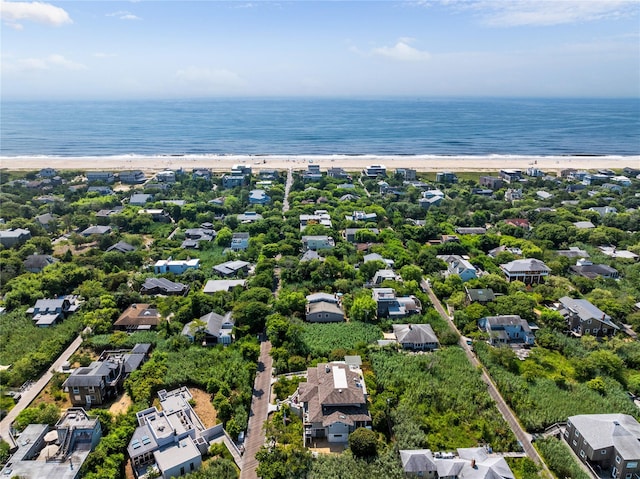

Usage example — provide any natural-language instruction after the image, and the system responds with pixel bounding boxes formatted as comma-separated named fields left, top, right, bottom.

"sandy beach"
left=1, top=154, right=638, bottom=173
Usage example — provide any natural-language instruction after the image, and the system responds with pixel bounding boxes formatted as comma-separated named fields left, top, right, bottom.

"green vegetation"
left=301, top=322, right=382, bottom=357
left=535, top=437, right=590, bottom=479
left=370, top=348, right=517, bottom=451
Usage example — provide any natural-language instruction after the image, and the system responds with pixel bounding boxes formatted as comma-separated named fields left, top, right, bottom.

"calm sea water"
left=1, top=98, right=638, bottom=157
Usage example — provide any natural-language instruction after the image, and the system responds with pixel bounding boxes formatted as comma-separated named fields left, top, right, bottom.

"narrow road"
left=358, top=176, right=371, bottom=197
left=240, top=168, right=291, bottom=478
left=0, top=334, right=84, bottom=448
left=240, top=339, right=273, bottom=479
left=421, top=279, right=551, bottom=476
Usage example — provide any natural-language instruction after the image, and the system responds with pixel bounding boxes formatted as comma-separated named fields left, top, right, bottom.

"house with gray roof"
left=465, top=288, right=496, bottom=305
left=26, top=296, right=81, bottom=327
left=0, top=228, right=31, bottom=247
left=564, top=414, right=640, bottom=479
left=400, top=447, right=515, bottom=479
left=372, top=288, right=422, bottom=319
left=128, top=387, right=221, bottom=479
left=437, top=254, right=478, bottom=282
left=302, top=235, right=335, bottom=251
left=203, top=279, right=246, bottom=293
left=0, top=408, right=101, bottom=479
left=296, top=359, right=371, bottom=445
left=231, top=232, right=250, bottom=251
left=63, top=360, right=125, bottom=407
left=556, top=246, right=590, bottom=258
left=81, top=225, right=112, bottom=236
left=182, top=311, right=234, bottom=345
left=106, top=241, right=136, bottom=253
left=478, top=315, right=535, bottom=346
left=35, top=212, right=57, bottom=230
left=24, top=254, right=57, bottom=273
left=499, top=258, right=550, bottom=284
left=558, top=296, right=619, bottom=338
left=570, top=258, right=619, bottom=280
left=129, top=193, right=154, bottom=205
left=140, top=277, right=189, bottom=296
left=393, top=324, right=439, bottom=351
left=305, top=294, right=344, bottom=323
left=213, top=260, right=251, bottom=277
left=237, top=211, right=263, bottom=223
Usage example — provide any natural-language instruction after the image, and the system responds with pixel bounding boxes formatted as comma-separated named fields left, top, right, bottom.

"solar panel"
left=132, top=440, right=141, bottom=449
left=141, top=436, right=151, bottom=445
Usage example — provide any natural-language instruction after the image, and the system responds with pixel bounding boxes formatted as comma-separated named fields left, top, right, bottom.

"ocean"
left=1, top=98, right=638, bottom=158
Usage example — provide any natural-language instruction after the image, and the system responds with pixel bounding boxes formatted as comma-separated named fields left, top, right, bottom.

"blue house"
left=249, top=189, right=270, bottom=204
left=479, top=315, right=535, bottom=346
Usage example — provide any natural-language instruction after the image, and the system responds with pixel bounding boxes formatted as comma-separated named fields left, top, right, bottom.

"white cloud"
left=445, top=0, right=639, bottom=27
left=93, top=52, right=117, bottom=58
left=372, top=40, right=431, bottom=61
left=106, top=10, right=141, bottom=20
left=5, top=53, right=87, bottom=72
left=0, top=0, right=72, bottom=28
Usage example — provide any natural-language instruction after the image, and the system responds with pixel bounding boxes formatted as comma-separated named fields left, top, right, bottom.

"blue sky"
left=1, top=0, right=639, bottom=100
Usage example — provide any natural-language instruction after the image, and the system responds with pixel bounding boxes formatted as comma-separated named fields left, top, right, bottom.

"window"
left=575, top=430, right=580, bottom=437
left=585, top=329, right=590, bottom=334
left=573, top=440, right=578, bottom=446
left=627, top=462, right=638, bottom=468
left=625, top=474, right=632, bottom=479
left=190, top=463, right=195, bottom=471
left=88, top=386, right=94, bottom=392
left=601, top=450, right=607, bottom=455
left=72, top=387, right=79, bottom=394
left=580, top=450, right=585, bottom=458
left=616, top=456, right=621, bottom=464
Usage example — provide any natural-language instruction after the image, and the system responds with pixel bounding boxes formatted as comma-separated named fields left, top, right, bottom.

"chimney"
left=471, top=459, right=476, bottom=469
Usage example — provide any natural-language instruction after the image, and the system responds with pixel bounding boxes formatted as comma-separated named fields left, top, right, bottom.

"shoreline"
left=1, top=154, right=638, bottom=173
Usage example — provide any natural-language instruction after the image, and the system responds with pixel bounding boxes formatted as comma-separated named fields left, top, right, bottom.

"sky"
left=1, top=0, right=639, bottom=100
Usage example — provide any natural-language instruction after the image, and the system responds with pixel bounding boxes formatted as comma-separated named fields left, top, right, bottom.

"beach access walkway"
left=0, top=334, right=84, bottom=449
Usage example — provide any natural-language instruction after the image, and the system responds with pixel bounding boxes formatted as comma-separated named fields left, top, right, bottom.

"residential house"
left=488, top=245, right=522, bottom=258
left=300, top=211, right=332, bottom=230
left=504, top=188, right=523, bottom=201
left=130, top=193, right=154, bottom=205
left=399, top=447, right=515, bottom=479
left=393, top=324, right=439, bottom=351
left=231, top=232, right=250, bottom=251
left=300, top=250, right=324, bottom=262
left=114, top=304, right=162, bottom=331
left=395, top=168, right=417, bottom=181
left=258, top=169, right=279, bottom=180
left=372, top=288, right=422, bottom=319
left=96, top=206, right=124, bottom=219
left=500, top=258, right=550, bottom=284
left=465, top=288, right=496, bottom=305
left=436, top=171, right=458, bottom=183
left=106, top=241, right=136, bottom=253
left=153, top=258, right=200, bottom=275
left=573, top=220, right=596, bottom=229
left=249, top=189, right=270, bottom=204
left=455, top=227, right=487, bottom=235
left=478, top=315, right=535, bottom=346
left=140, top=277, right=189, bottom=296
left=363, top=164, right=387, bottom=178
left=23, top=254, right=57, bottom=273
left=611, top=175, right=632, bottom=186
left=156, top=170, right=176, bottom=183
left=86, top=171, right=115, bottom=183
left=570, top=258, right=619, bottom=279
left=419, top=189, right=445, bottom=209
left=303, top=164, right=323, bottom=181
left=372, top=269, right=401, bottom=285
left=345, top=211, right=377, bottom=222
left=139, top=209, right=171, bottom=222
left=87, top=186, right=114, bottom=195
left=537, top=191, right=553, bottom=200
left=558, top=296, right=619, bottom=337
left=296, top=358, right=371, bottom=444
left=63, top=360, right=125, bottom=407
left=564, top=414, right=640, bottom=479
left=556, top=246, right=590, bottom=259
left=212, top=260, right=251, bottom=277
left=0, top=408, right=102, bottom=479
left=192, top=168, right=212, bottom=180
left=526, top=167, right=544, bottom=177
left=39, top=167, right=58, bottom=178
left=81, top=225, right=112, bottom=236
left=599, top=246, right=639, bottom=261
left=499, top=169, right=523, bottom=183
left=203, top=279, right=246, bottom=293
left=504, top=218, right=530, bottom=229
left=589, top=206, right=618, bottom=217
left=363, top=253, right=394, bottom=268
left=583, top=174, right=609, bottom=185
left=0, top=228, right=31, bottom=247
left=27, top=296, right=81, bottom=327
left=120, top=170, right=146, bottom=184
left=602, top=183, right=623, bottom=194
left=221, top=174, right=246, bottom=189
left=237, top=211, right=263, bottom=223
left=437, top=254, right=478, bottom=282
left=327, top=167, right=349, bottom=179
left=182, top=311, right=234, bottom=345
left=128, top=387, right=221, bottom=479
left=344, top=228, right=379, bottom=243
left=99, top=343, right=152, bottom=376
left=302, top=235, right=335, bottom=251
left=181, top=228, right=215, bottom=249
left=479, top=176, right=504, bottom=190
left=305, top=293, right=345, bottom=323
left=35, top=212, right=57, bottom=230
